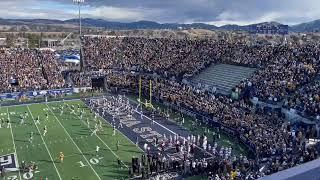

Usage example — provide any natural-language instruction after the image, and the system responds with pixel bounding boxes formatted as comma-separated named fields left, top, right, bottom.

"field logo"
left=0, top=153, right=19, bottom=172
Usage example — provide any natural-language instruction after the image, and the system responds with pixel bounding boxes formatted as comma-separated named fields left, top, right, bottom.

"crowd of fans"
left=246, top=45, right=320, bottom=103
left=0, top=35, right=320, bottom=178
left=106, top=73, right=320, bottom=178
left=69, top=70, right=91, bottom=87
left=82, top=36, right=218, bottom=78
left=0, top=49, right=65, bottom=93
left=285, top=81, right=320, bottom=118
left=1, top=36, right=319, bottom=119
left=82, top=36, right=320, bottom=117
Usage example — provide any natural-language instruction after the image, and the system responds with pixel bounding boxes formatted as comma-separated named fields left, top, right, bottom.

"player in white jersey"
left=60, top=106, right=64, bottom=116
left=118, top=120, right=123, bottom=129
left=43, top=126, right=47, bottom=136
left=80, top=110, right=84, bottom=120
left=86, top=118, right=90, bottom=128
left=29, top=132, right=34, bottom=143
left=98, top=120, right=102, bottom=130
left=95, top=145, right=100, bottom=156
left=20, top=115, right=24, bottom=125
left=151, top=112, right=155, bottom=126
left=6, top=119, right=11, bottom=128
left=24, top=111, right=28, bottom=119
left=35, top=116, right=40, bottom=125
left=91, top=127, right=98, bottom=136
left=112, top=125, right=116, bottom=136
left=169, top=135, right=173, bottom=146
left=71, top=108, right=75, bottom=115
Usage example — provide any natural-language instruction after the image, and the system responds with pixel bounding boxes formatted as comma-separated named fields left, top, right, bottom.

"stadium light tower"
left=73, top=0, right=84, bottom=70
left=73, top=0, right=84, bottom=37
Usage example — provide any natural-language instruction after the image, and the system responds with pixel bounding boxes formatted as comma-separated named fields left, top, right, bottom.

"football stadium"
left=0, top=0, right=320, bottom=180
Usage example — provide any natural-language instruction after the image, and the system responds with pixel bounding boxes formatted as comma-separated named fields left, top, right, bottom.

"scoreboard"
left=249, top=23, right=289, bottom=35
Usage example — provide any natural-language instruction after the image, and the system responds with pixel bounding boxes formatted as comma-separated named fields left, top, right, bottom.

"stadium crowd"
left=0, top=49, right=65, bottom=93
left=69, top=70, right=92, bottom=87
left=82, top=36, right=218, bottom=78
left=107, top=74, right=320, bottom=178
left=81, top=36, right=320, bottom=177
left=1, top=37, right=319, bottom=118
left=285, top=81, right=320, bottom=118
left=0, top=35, right=320, bottom=178
left=82, top=36, right=320, bottom=107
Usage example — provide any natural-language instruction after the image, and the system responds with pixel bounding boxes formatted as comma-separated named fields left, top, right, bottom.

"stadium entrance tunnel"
left=91, top=77, right=105, bottom=89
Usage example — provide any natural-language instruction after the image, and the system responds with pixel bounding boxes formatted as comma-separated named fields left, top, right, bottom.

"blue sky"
left=0, top=0, right=319, bottom=26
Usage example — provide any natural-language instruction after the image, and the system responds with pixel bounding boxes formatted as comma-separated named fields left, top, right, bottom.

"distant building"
left=249, top=23, right=289, bottom=35
left=42, top=38, right=61, bottom=48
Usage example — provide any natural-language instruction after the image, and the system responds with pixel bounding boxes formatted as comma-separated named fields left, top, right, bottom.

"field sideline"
left=0, top=100, right=143, bottom=180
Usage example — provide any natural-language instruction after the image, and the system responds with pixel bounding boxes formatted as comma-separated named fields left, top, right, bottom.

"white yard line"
left=46, top=104, right=102, bottom=180
left=6, top=108, right=22, bottom=180
left=26, top=105, right=63, bottom=180
left=62, top=102, right=130, bottom=168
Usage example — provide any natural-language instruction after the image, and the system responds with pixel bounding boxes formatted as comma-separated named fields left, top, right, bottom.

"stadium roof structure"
left=260, top=158, right=320, bottom=180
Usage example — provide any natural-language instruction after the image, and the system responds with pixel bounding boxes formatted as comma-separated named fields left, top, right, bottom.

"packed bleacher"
left=0, top=49, right=65, bottom=93
left=285, top=81, right=320, bottom=118
left=104, top=73, right=320, bottom=179
left=69, top=70, right=92, bottom=87
left=0, top=34, right=320, bottom=179
left=82, top=36, right=320, bottom=104
left=81, top=36, right=320, bottom=178
left=2, top=37, right=319, bottom=115
left=246, top=45, right=320, bottom=103
left=82, top=36, right=218, bottom=78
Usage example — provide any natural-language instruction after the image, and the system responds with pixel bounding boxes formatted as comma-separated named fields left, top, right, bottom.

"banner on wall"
left=0, top=88, right=74, bottom=100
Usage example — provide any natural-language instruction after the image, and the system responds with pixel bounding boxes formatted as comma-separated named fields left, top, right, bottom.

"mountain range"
left=0, top=18, right=320, bottom=33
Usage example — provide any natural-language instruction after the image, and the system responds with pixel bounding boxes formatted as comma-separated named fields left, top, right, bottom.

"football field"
left=0, top=100, right=143, bottom=180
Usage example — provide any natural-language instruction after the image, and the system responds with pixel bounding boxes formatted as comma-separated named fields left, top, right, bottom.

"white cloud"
left=205, top=0, right=320, bottom=26
left=208, top=12, right=285, bottom=26
left=0, top=0, right=73, bottom=19
left=0, top=0, right=164, bottom=22
left=0, top=0, right=320, bottom=25
left=84, top=6, right=147, bottom=21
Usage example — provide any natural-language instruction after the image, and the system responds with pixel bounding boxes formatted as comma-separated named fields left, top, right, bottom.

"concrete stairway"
left=190, top=64, right=256, bottom=95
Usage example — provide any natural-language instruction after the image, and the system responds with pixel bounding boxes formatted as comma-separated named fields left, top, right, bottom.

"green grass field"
left=0, top=100, right=143, bottom=180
